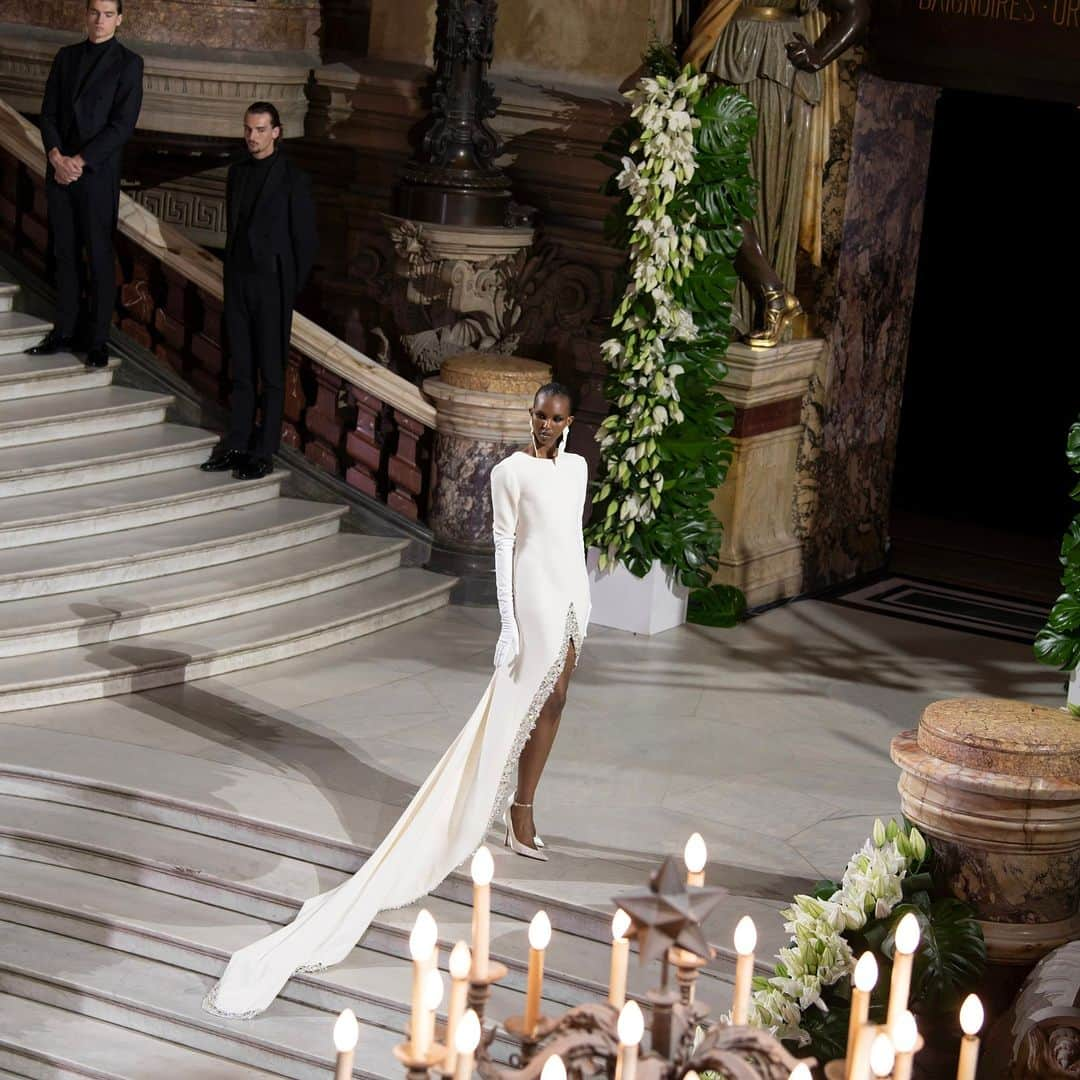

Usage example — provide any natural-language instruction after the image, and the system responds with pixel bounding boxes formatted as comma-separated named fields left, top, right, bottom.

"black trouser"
left=224, top=268, right=285, bottom=460
left=46, top=171, right=118, bottom=349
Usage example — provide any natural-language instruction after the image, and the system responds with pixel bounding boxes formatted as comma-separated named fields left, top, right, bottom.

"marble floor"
left=0, top=593, right=1062, bottom=961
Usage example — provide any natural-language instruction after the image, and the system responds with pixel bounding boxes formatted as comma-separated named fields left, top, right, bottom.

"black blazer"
left=39, top=40, right=143, bottom=179
left=225, top=152, right=317, bottom=299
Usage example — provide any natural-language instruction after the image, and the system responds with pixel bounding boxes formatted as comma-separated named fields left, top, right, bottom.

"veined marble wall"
left=794, top=71, right=938, bottom=587
left=0, top=0, right=321, bottom=52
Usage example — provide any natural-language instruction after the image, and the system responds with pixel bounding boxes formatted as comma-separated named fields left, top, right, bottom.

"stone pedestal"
left=423, top=352, right=550, bottom=602
left=710, top=338, right=823, bottom=609
left=383, top=214, right=535, bottom=376
left=891, top=698, right=1080, bottom=966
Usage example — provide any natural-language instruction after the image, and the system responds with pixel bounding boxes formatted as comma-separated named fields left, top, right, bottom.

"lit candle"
left=524, top=910, right=552, bottom=1036
left=731, top=915, right=757, bottom=1025
left=444, top=941, right=471, bottom=1073
left=453, top=1009, right=481, bottom=1080
left=684, top=832, right=707, bottom=887
left=869, top=1031, right=896, bottom=1078
left=609, top=909, right=632, bottom=1010
left=956, top=994, right=983, bottom=1080
left=845, top=953, right=878, bottom=1080
left=333, top=1008, right=359, bottom=1080
left=408, top=909, right=438, bottom=1058
left=789, top=1066, right=812, bottom=1080
left=540, top=1054, right=566, bottom=1080
left=615, top=1001, right=644, bottom=1080
left=886, top=913, right=921, bottom=1035
left=893, top=1010, right=918, bottom=1080
left=470, top=847, right=494, bottom=980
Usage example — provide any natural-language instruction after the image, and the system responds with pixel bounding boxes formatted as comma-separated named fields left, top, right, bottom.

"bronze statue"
left=685, top=0, right=869, bottom=347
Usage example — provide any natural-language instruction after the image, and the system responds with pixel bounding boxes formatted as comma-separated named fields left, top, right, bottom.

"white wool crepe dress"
left=204, top=449, right=592, bottom=1018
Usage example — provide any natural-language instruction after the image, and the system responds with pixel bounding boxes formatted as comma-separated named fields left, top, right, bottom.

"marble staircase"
left=0, top=283, right=455, bottom=711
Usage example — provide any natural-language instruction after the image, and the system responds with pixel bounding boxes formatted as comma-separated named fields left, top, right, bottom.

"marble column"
left=423, top=352, right=550, bottom=602
left=891, top=698, right=1080, bottom=966
left=710, top=338, right=824, bottom=608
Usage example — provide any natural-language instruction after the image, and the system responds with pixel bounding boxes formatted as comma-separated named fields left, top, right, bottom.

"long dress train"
left=204, top=449, right=592, bottom=1018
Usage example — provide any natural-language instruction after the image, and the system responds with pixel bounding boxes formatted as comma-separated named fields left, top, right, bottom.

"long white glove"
left=493, top=535, right=519, bottom=668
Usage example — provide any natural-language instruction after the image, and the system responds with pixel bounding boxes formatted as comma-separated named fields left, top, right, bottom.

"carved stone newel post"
left=394, top=0, right=513, bottom=227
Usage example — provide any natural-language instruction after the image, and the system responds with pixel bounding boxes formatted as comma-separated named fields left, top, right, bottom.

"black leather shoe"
left=85, top=345, right=109, bottom=368
left=26, top=330, right=74, bottom=356
left=233, top=456, right=273, bottom=480
left=200, top=447, right=248, bottom=473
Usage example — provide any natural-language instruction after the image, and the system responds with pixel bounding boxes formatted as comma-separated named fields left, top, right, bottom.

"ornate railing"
left=0, top=95, right=435, bottom=523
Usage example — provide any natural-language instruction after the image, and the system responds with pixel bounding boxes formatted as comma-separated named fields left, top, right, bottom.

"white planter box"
left=1068, top=668, right=1080, bottom=714
left=586, top=547, right=689, bottom=636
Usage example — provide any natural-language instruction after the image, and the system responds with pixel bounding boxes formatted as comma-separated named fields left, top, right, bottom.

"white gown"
left=204, top=449, right=592, bottom=1018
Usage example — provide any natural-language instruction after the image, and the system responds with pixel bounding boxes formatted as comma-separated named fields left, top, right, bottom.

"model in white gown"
left=203, top=439, right=591, bottom=1018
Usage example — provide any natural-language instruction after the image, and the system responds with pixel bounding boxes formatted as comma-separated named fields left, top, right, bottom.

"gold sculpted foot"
left=747, top=289, right=803, bottom=349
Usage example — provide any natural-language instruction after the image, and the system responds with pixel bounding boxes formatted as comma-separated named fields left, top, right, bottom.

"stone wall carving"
left=0, top=21, right=313, bottom=138
left=134, top=180, right=227, bottom=248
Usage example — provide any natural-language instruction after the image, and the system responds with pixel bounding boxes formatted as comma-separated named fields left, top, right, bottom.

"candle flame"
left=894, top=1010, right=918, bottom=1054
left=853, top=951, right=878, bottom=992
left=683, top=832, right=707, bottom=874
left=894, top=912, right=921, bottom=955
left=617, top=1000, right=645, bottom=1046
left=529, top=910, right=552, bottom=951
left=449, top=940, right=472, bottom=980
left=540, top=1055, right=567, bottom=1080
left=408, top=909, right=438, bottom=961
left=612, top=909, right=632, bottom=941
left=788, top=1066, right=812, bottom=1080
left=333, top=1008, right=359, bottom=1053
left=470, top=846, right=494, bottom=887
left=733, top=915, right=757, bottom=956
left=456, top=1009, right=481, bottom=1053
left=960, top=994, right=984, bottom=1036
left=869, top=1032, right=896, bottom=1077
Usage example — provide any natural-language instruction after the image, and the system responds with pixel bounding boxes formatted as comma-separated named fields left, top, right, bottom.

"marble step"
left=0, top=386, right=171, bottom=449
left=0, top=497, right=346, bottom=601
left=0, top=858, right=535, bottom=1069
left=0, top=726, right=760, bottom=982
left=0, top=794, right=693, bottom=1010
left=0, top=467, right=282, bottom=548
left=0, top=423, right=218, bottom=498
left=0, top=352, right=118, bottom=401
left=0, top=312, right=51, bottom=356
left=0, top=567, right=455, bottom=711
left=0, top=533, right=408, bottom=656
left=0, top=922, right=400, bottom=1080
left=0, top=992, right=282, bottom=1080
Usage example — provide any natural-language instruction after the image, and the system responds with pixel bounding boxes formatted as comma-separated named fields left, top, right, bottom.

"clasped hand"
left=49, top=150, right=84, bottom=186
left=786, top=33, right=824, bottom=72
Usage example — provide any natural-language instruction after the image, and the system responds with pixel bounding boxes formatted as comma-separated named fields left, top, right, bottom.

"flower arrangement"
left=749, top=818, right=986, bottom=1062
left=1034, top=414, right=1080, bottom=715
left=586, top=46, right=756, bottom=603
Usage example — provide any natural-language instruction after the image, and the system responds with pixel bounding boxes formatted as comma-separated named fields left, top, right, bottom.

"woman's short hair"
left=534, top=381, right=576, bottom=413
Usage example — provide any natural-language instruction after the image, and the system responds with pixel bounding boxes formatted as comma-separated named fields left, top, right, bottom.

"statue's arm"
left=786, top=0, right=870, bottom=72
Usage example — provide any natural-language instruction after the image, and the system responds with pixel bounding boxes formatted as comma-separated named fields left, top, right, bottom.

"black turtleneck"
left=75, top=36, right=116, bottom=97
left=233, top=151, right=278, bottom=271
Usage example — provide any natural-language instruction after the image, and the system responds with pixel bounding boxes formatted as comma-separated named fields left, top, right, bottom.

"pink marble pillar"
left=891, top=698, right=1080, bottom=966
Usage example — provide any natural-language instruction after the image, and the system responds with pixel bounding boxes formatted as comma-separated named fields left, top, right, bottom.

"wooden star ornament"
left=613, top=856, right=727, bottom=965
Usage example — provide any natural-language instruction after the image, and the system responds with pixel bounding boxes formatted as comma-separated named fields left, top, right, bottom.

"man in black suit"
left=201, top=102, right=317, bottom=481
left=31, top=0, right=143, bottom=368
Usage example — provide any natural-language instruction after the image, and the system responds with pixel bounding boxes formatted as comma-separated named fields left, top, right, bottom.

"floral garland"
left=586, top=56, right=755, bottom=589
left=594, top=69, right=707, bottom=554
left=749, top=818, right=984, bottom=1060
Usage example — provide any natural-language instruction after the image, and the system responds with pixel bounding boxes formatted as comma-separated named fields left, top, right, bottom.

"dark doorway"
left=889, top=88, right=1080, bottom=602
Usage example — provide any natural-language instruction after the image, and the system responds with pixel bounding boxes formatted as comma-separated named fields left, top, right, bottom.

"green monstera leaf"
left=882, top=900, right=986, bottom=1012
